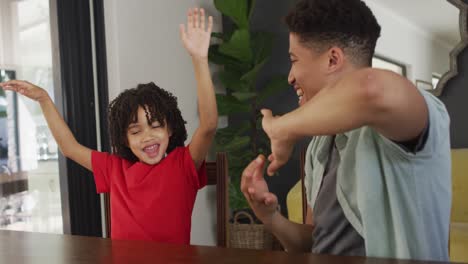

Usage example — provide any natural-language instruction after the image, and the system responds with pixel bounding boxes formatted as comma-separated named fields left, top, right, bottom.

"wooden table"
left=0, top=230, right=460, bottom=264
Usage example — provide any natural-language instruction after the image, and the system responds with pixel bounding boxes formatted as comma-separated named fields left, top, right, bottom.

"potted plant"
left=209, top=0, right=289, bottom=249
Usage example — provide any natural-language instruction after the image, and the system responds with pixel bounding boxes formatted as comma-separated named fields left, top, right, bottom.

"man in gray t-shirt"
left=240, top=0, right=450, bottom=261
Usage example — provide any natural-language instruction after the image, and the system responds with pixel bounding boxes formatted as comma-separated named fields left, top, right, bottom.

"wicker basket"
left=228, top=211, right=273, bottom=250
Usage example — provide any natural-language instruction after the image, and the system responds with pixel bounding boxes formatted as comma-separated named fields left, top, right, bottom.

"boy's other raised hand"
left=179, top=7, right=213, bottom=60
left=0, top=80, right=48, bottom=103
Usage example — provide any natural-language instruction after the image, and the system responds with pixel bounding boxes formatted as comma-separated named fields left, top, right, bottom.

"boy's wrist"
left=38, top=92, right=52, bottom=105
left=191, top=56, right=209, bottom=65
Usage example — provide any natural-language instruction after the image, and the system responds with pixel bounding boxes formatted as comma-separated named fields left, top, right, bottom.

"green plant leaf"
left=219, top=29, right=253, bottom=63
left=218, top=71, right=249, bottom=92
left=240, top=59, right=266, bottom=86
left=215, top=134, right=233, bottom=147
left=209, top=45, right=246, bottom=71
left=223, top=136, right=250, bottom=152
left=211, top=32, right=228, bottom=41
left=256, top=115, right=263, bottom=130
left=251, top=31, right=274, bottom=64
left=214, top=0, right=249, bottom=29
left=216, top=126, right=240, bottom=138
left=232, top=92, right=256, bottom=101
left=212, top=0, right=285, bottom=212
left=215, top=124, right=250, bottom=148
left=248, top=0, right=257, bottom=19
left=258, top=75, right=290, bottom=103
left=229, top=181, right=249, bottom=209
left=257, top=133, right=271, bottom=153
left=224, top=121, right=250, bottom=135
left=229, top=148, right=255, bottom=161
left=216, top=94, right=251, bottom=115
left=216, top=122, right=250, bottom=139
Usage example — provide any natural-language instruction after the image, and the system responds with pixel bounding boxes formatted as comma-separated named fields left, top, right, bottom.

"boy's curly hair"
left=108, top=82, right=187, bottom=162
left=285, top=0, right=381, bottom=67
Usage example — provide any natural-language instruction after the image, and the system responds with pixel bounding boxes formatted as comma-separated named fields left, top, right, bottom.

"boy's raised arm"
left=180, top=8, right=218, bottom=169
left=0, top=80, right=93, bottom=171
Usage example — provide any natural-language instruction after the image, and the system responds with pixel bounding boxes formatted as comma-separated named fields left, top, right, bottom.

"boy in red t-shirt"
left=0, top=7, right=217, bottom=244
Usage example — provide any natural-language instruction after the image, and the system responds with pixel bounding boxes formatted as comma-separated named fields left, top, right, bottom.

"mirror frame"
left=432, top=0, right=468, bottom=96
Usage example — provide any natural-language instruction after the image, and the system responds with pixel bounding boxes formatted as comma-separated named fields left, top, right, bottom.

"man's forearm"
left=266, top=211, right=314, bottom=253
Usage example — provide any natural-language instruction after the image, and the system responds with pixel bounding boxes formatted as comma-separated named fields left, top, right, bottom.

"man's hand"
left=261, top=109, right=295, bottom=176
left=240, top=155, right=279, bottom=227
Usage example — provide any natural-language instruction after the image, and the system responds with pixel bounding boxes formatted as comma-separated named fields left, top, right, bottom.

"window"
left=0, top=0, right=62, bottom=234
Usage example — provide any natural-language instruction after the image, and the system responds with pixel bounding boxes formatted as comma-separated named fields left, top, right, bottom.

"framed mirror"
left=365, top=0, right=465, bottom=97
left=433, top=0, right=467, bottom=96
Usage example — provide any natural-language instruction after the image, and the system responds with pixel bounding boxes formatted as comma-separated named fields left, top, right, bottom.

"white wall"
left=103, top=0, right=222, bottom=246
left=364, top=0, right=453, bottom=83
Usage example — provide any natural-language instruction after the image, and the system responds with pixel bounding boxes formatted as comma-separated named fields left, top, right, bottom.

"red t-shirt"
left=91, top=146, right=207, bottom=244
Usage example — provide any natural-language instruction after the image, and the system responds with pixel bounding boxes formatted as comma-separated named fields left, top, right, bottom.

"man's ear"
left=326, top=46, right=345, bottom=73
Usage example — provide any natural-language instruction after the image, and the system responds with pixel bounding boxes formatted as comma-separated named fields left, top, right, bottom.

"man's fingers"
left=249, top=187, right=275, bottom=206
left=240, top=171, right=253, bottom=193
left=242, top=155, right=265, bottom=179
left=264, top=192, right=278, bottom=206
left=252, top=156, right=265, bottom=181
left=247, top=187, right=256, bottom=201
left=267, top=160, right=281, bottom=176
left=261, top=108, right=274, bottom=135
left=260, top=108, right=272, bottom=118
left=241, top=155, right=264, bottom=193
left=242, top=186, right=253, bottom=203
left=268, top=154, right=273, bottom=162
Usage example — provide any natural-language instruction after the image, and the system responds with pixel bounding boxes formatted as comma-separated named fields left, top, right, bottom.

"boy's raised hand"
left=180, top=7, right=213, bottom=59
left=0, top=80, right=48, bottom=102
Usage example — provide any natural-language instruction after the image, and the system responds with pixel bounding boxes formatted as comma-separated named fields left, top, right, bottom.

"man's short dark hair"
left=285, top=0, right=381, bottom=66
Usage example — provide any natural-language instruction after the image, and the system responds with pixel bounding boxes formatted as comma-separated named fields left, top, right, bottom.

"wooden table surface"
left=0, top=230, right=461, bottom=264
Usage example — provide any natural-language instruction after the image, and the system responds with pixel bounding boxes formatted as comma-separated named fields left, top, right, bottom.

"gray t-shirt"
left=311, top=140, right=366, bottom=256
left=311, top=125, right=430, bottom=256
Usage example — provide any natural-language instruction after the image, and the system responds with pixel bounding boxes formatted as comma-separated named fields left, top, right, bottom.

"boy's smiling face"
left=126, top=106, right=171, bottom=165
